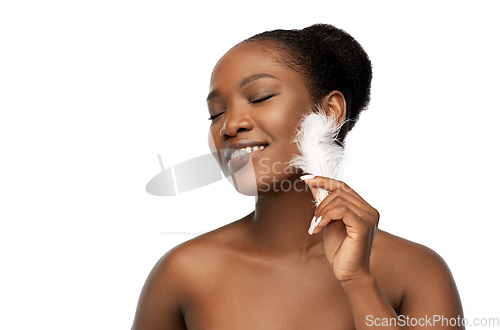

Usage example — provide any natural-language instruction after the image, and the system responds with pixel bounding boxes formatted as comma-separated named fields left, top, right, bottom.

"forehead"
left=210, top=41, right=293, bottom=88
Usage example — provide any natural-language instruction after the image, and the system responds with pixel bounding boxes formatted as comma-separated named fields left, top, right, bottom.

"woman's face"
left=207, top=41, right=313, bottom=195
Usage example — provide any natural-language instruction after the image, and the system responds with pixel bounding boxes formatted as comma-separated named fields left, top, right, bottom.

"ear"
left=320, top=90, right=346, bottom=124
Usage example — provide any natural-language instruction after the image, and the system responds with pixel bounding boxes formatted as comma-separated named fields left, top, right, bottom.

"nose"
left=219, top=105, right=254, bottom=138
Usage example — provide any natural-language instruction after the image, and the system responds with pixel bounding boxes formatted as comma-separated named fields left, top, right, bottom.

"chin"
left=222, top=159, right=289, bottom=197
left=220, top=155, right=259, bottom=196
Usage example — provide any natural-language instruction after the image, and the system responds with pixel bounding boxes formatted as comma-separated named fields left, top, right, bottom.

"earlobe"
left=322, top=91, right=346, bottom=123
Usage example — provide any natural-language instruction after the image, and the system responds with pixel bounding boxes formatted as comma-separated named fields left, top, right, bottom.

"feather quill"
left=289, top=105, right=344, bottom=207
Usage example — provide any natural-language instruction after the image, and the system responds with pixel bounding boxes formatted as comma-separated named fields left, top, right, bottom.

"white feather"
left=289, top=105, right=344, bottom=206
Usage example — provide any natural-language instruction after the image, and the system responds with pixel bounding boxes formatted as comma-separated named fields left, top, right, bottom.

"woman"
left=132, top=24, right=464, bottom=329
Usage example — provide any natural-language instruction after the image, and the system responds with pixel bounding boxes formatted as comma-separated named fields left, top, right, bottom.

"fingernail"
left=308, top=216, right=317, bottom=235
left=300, top=174, right=315, bottom=181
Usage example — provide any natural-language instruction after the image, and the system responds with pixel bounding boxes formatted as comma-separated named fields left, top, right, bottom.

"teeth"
left=230, top=145, right=266, bottom=160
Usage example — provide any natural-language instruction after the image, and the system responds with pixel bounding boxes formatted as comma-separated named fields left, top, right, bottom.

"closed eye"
left=250, top=94, right=277, bottom=104
left=208, top=112, right=224, bottom=121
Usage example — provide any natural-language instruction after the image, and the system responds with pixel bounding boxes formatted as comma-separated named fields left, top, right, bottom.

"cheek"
left=258, top=101, right=308, bottom=157
left=207, top=127, right=223, bottom=167
left=208, top=128, right=216, bottom=153
left=255, top=128, right=301, bottom=178
left=263, top=97, right=307, bottom=134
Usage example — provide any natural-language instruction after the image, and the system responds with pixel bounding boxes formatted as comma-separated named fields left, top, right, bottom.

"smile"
left=225, top=144, right=268, bottom=174
left=230, top=145, right=266, bottom=160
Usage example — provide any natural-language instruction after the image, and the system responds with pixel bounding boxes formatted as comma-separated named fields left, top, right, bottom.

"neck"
left=248, top=175, right=324, bottom=257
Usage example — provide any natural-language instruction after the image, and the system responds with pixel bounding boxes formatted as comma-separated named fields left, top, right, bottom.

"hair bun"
left=302, top=24, right=372, bottom=124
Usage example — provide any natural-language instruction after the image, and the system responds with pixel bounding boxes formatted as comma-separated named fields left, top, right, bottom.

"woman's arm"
left=131, top=252, right=187, bottom=330
left=302, top=176, right=463, bottom=329
left=341, top=273, right=402, bottom=330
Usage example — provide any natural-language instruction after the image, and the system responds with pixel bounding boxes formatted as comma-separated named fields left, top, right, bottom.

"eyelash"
left=208, top=113, right=223, bottom=121
left=250, top=94, right=276, bottom=104
left=208, top=94, right=277, bottom=121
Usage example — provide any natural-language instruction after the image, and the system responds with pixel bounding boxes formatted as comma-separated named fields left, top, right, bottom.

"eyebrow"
left=239, top=73, right=279, bottom=88
left=206, top=90, right=220, bottom=102
left=206, top=73, right=280, bottom=102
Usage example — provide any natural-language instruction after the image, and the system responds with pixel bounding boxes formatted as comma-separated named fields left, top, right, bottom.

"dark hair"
left=245, top=24, right=372, bottom=142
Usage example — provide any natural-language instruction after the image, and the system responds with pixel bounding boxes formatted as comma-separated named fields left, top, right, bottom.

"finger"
left=314, top=185, right=369, bottom=217
left=317, top=199, right=373, bottom=228
left=303, top=176, right=378, bottom=220
left=313, top=199, right=378, bottom=235
left=313, top=204, right=364, bottom=236
left=303, top=176, right=371, bottom=205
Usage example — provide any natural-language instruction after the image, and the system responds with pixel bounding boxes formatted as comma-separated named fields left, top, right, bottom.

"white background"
left=1, top=1, right=499, bottom=329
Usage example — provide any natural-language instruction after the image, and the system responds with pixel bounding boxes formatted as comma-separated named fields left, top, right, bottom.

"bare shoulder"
left=153, top=217, right=249, bottom=290
left=371, top=230, right=463, bottom=317
left=131, top=218, right=249, bottom=329
left=372, top=229, right=453, bottom=278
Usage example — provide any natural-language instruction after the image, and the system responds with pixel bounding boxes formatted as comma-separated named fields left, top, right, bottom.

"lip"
left=223, top=140, right=269, bottom=162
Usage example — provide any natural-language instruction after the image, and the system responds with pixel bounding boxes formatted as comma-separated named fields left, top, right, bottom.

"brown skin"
left=131, top=42, right=464, bottom=329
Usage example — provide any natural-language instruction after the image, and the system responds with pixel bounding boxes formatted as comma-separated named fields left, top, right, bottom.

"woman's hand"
left=302, top=176, right=379, bottom=282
